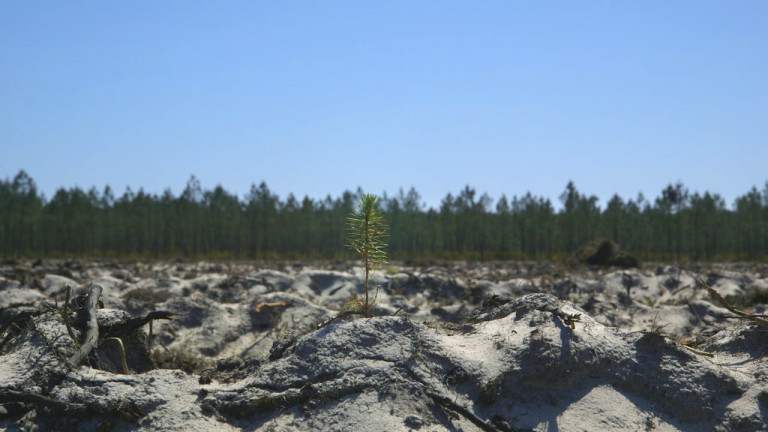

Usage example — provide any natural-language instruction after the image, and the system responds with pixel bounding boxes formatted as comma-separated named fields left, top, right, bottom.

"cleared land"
left=1, top=259, right=767, bottom=431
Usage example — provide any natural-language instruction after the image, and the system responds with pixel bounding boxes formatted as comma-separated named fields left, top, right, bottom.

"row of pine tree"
left=1, top=170, right=766, bottom=261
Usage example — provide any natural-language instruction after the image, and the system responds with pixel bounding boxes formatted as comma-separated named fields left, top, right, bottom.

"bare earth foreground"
left=1, top=259, right=767, bottom=431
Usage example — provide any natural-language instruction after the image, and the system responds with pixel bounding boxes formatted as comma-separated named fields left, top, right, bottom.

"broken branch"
left=694, top=275, right=768, bottom=325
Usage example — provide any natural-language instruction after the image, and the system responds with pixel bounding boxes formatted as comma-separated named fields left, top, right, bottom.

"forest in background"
left=1, top=170, right=766, bottom=262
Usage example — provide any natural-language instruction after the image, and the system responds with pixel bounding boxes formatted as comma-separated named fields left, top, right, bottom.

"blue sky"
left=2, top=1, right=766, bottom=210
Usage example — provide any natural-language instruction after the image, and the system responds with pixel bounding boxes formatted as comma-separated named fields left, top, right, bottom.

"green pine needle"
left=347, top=194, right=388, bottom=317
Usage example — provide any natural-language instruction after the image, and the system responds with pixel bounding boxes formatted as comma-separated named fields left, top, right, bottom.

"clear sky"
left=2, top=1, right=766, bottom=210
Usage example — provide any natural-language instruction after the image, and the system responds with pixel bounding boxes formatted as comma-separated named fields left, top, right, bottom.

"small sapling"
left=347, top=194, right=388, bottom=317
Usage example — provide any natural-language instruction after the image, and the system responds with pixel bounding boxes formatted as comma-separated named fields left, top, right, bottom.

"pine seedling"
left=347, top=194, right=388, bottom=317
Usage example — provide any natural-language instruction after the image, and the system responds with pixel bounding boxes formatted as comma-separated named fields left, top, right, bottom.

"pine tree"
left=347, top=194, right=388, bottom=317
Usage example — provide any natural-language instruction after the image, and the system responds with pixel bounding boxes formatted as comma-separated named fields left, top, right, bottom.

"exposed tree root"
left=68, top=284, right=103, bottom=367
left=0, top=389, right=90, bottom=416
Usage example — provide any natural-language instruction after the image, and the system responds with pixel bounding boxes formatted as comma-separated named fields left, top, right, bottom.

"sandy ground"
left=1, top=259, right=767, bottom=431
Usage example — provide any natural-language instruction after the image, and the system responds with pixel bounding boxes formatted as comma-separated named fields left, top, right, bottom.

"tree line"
left=1, top=170, right=766, bottom=261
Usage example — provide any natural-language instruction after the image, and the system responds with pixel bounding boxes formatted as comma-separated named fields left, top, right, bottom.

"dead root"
left=254, top=301, right=290, bottom=314
left=694, top=275, right=768, bottom=326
